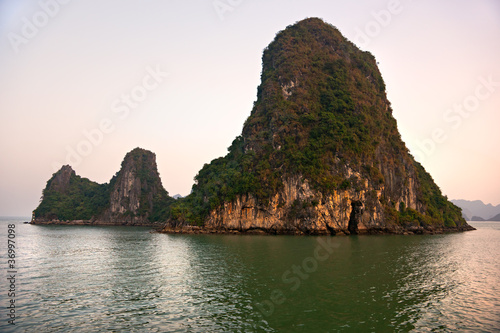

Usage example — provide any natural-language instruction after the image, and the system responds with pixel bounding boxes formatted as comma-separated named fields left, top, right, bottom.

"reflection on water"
left=0, top=220, right=498, bottom=332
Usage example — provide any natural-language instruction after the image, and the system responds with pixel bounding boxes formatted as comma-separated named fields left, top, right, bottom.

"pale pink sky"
left=1, top=0, right=499, bottom=216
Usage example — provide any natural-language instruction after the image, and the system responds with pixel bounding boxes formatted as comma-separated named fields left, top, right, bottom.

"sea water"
left=0, top=218, right=498, bottom=332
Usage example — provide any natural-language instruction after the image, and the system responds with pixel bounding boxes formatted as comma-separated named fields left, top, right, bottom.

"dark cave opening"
left=348, top=201, right=363, bottom=235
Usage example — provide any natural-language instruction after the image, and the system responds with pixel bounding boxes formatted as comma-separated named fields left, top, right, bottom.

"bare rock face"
left=205, top=164, right=420, bottom=235
left=192, top=156, right=470, bottom=235
left=100, top=148, right=168, bottom=224
left=47, top=165, right=75, bottom=193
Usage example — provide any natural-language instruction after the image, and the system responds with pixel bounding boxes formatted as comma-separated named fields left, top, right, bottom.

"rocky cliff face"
left=46, top=165, right=75, bottom=193
left=206, top=175, right=400, bottom=235
left=100, top=148, right=170, bottom=224
left=34, top=148, right=171, bottom=225
left=163, top=18, right=472, bottom=234
left=203, top=161, right=429, bottom=235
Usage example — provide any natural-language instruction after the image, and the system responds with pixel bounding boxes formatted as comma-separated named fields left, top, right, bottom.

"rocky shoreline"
left=29, top=219, right=475, bottom=236
left=158, top=224, right=476, bottom=236
left=30, top=219, right=164, bottom=228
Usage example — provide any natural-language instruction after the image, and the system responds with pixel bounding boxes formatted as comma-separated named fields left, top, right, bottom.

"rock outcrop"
left=99, top=148, right=171, bottom=224
left=161, top=18, right=473, bottom=235
left=46, top=165, right=75, bottom=193
left=33, top=148, right=172, bottom=226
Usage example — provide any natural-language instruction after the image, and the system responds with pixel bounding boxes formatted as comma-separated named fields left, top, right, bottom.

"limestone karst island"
left=32, top=18, right=474, bottom=235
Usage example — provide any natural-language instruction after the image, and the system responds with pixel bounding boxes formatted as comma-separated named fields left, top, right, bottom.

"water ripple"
left=0, top=220, right=498, bottom=332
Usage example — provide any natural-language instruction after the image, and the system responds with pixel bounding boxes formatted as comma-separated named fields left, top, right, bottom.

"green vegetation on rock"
left=169, top=18, right=467, bottom=229
left=34, top=148, right=172, bottom=224
left=34, top=167, right=109, bottom=221
left=34, top=18, right=469, bottom=233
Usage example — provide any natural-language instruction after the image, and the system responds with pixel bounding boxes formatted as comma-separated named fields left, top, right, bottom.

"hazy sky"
left=1, top=0, right=499, bottom=216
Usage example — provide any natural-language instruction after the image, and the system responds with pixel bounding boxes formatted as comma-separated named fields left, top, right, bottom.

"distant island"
left=451, top=199, right=500, bottom=221
left=469, top=214, right=500, bottom=222
left=33, top=18, right=474, bottom=235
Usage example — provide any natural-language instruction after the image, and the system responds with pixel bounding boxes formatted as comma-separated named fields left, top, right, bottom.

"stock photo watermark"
left=254, top=237, right=340, bottom=318
left=6, top=224, right=17, bottom=326
left=412, top=75, right=499, bottom=163
left=51, top=65, right=169, bottom=172
left=353, top=0, right=404, bottom=49
left=7, top=0, right=72, bottom=53
left=213, top=0, right=244, bottom=21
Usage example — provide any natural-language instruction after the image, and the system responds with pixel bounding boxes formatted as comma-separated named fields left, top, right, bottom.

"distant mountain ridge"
left=451, top=199, right=500, bottom=221
left=487, top=213, right=500, bottom=222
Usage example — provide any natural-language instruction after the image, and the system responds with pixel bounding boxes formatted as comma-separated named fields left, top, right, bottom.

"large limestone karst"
left=163, top=18, right=472, bottom=234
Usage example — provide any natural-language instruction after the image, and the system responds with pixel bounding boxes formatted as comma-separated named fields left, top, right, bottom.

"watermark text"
left=254, top=237, right=339, bottom=317
left=51, top=65, right=168, bottom=171
left=6, top=224, right=17, bottom=326
left=8, top=0, right=72, bottom=53
left=412, top=75, right=499, bottom=162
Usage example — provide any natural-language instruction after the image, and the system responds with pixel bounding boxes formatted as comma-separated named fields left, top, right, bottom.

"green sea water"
left=0, top=219, right=498, bottom=332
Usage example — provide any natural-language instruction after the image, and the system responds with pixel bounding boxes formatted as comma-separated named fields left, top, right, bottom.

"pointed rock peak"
left=56, top=164, right=75, bottom=174
left=106, top=147, right=169, bottom=221
left=48, top=165, right=76, bottom=193
left=278, top=17, right=345, bottom=42
left=125, top=147, right=155, bottom=158
left=120, top=148, right=158, bottom=170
